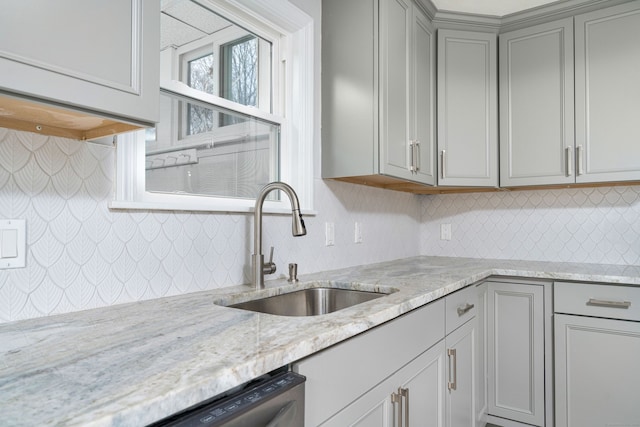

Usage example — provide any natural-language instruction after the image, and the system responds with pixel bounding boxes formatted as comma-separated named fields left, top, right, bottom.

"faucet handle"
left=263, top=246, right=277, bottom=275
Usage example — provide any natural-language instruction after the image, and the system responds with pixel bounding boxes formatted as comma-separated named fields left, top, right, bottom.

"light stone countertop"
left=1, top=256, right=639, bottom=426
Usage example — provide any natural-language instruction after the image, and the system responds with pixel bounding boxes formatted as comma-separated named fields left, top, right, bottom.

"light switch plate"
left=0, top=219, right=26, bottom=269
left=325, top=222, right=335, bottom=246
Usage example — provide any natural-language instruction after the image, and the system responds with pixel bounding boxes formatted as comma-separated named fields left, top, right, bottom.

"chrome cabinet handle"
left=401, top=387, right=409, bottom=427
left=440, top=150, right=446, bottom=179
left=391, top=387, right=410, bottom=426
left=391, top=389, right=403, bottom=427
left=587, top=298, right=631, bottom=309
left=447, top=348, right=457, bottom=391
left=409, top=141, right=416, bottom=172
left=414, top=141, right=420, bottom=173
left=457, top=303, right=474, bottom=316
left=565, top=146, right=572, bottom=176
left=576, top=145, right=584, bottom=175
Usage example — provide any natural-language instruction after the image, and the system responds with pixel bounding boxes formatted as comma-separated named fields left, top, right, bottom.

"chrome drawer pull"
left=457, top=303, right=474, bottom=316
left=587, top=298, right=631, bottom=309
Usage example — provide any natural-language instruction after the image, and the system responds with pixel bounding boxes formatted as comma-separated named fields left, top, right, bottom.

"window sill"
left=108, top=199, right=317, bottom=216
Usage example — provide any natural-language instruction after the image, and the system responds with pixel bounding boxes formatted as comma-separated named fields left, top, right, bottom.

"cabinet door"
left=322, top=388, right=393, bottom=427
left=555, top=314, right=640, bottom=427
left=499, top=19, right=574, bottom=187
left=379, top=0, right=413, bottom=181
left=321, top=0, right=377, bottom=179
left=410, top=5, right=436, bottom=185
left=487, top=282, right=545, bottom=426
left=402, top=341, right=447, bottom=427
left=445, top=319, right=476, bottom=427
left=575, top=2, right=640, bottom=183
left=437, top=30, right=498, bottom=187
left=0, top=0, right=159, bottom=126
left=323, top=341, right=446, bottom=427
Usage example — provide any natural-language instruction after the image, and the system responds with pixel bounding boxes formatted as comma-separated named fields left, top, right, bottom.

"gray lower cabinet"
left=445, top=317, right=476, bottom=427
left=554, top=281, right=640, bottom=427
left=483, top=279, right=552, bottom=427
left=0, top=0, right=160, bottom=127
left=322, top=0, right=436, bottom=186
left=294, top=285, right=481, bottom=427
left=437, top=29, right=498, bottom=188
left=445, top=284, right=479, bottom=427
left=500, top=1, right=640, bottom=187
left=294, top=299, right=446, bottom=426
left=319, top=340, right=447, bottom=427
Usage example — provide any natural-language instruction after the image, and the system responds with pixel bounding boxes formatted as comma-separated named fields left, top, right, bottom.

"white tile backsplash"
left=0, top=129, right=420, bottom=323
left=420, top=186, right=640, bottom=265
left=2, top=128, right=639, bottom=322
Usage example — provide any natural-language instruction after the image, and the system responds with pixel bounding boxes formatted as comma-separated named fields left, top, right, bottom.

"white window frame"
left=111, top=0, right=314, bottom=213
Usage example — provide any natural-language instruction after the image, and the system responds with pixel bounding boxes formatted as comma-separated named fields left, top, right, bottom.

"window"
left=113, top=0, right=314, bottom=213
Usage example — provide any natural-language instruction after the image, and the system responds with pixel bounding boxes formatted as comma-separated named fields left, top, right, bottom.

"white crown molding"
left=432, top=11, right=502, bottom=32
left=500, top=0, right=633, bottom=31
left=427, top=0, right=636, bottom=32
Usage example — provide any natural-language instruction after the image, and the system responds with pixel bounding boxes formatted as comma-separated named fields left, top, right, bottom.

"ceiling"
left=160, top=0, right=232, bottom=50
left=430, top=0, right=564, bottom=16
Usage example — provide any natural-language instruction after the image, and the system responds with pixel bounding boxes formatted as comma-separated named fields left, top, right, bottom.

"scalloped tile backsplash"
left=1, top=128, right=639, bottom=323
left=0, top=129, right=420, bottom=322
left=420, top=185, right=640, bottom=265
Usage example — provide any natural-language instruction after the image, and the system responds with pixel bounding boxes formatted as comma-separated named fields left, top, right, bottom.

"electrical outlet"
left=354, top=222, right=363, bottom=243
left=325, top=222, right=335, bottom=246
left=440, top=223, right=452, bottom=241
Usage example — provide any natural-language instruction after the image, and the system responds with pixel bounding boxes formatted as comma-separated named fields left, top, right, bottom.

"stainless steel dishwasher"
left=149, top=370, right=305, bottom=426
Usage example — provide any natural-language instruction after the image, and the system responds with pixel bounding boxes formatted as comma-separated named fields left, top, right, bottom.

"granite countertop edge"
left=1, top=256, right=639, bottom=426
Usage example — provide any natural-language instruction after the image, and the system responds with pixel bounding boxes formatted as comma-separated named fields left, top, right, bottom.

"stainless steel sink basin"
left=226, top=287, right=388, bottom=316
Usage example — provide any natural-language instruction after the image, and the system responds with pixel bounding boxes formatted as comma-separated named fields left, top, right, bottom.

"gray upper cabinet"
left=0, top=0, right=160, bottom=129
left=409, top=5, right=437, bottom=185
left=437, top=29, right=498, bottom=188
left=501, top=1, right=640, bottom=187
left=499, top=19, right=574, bottom=187
left=574, top=1, right=640, bottom=183
left=322, top=0, right=436, bottom=187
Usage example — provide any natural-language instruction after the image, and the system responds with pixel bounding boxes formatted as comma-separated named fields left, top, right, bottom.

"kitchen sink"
left=221, top=287, right=392, bottom=316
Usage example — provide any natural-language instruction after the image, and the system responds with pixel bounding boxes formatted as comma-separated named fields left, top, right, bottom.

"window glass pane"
left=145, top=92, right=280, bottom=200
left=188, top=103, right=214, bottom=136
left=223, top=37, right=258, bottom=107
left=161, top=0, right=272, bottom=112
left=188, top=54, right=214, bottom=94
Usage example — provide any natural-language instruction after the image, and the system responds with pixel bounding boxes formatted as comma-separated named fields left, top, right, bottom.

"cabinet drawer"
left=554, top=281, right=640, bottom=321
left=446, top=285, right=477, bottom=334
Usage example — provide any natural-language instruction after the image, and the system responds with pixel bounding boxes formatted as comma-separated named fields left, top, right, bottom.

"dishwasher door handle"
left=266, top=401, right=298, bottom=427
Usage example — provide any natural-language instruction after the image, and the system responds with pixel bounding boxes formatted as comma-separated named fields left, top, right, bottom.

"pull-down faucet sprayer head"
left=292, top=209, right=306, bottom=237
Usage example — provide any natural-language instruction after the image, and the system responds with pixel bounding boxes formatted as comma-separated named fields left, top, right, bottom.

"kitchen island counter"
left=1, top=256, right=639, bottom=426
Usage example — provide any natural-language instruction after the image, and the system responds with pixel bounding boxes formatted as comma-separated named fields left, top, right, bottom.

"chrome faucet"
left=252, top=182, right=306, bottom=289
